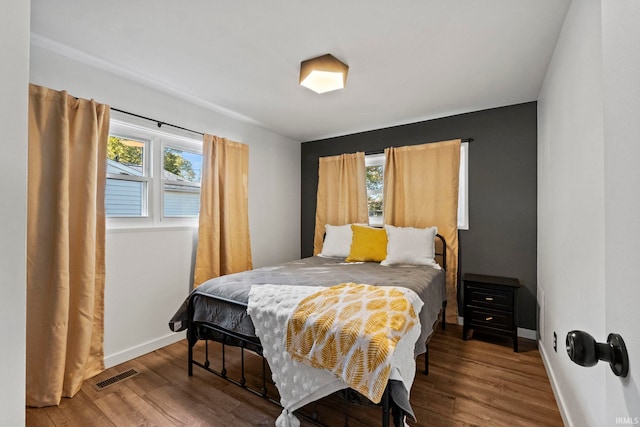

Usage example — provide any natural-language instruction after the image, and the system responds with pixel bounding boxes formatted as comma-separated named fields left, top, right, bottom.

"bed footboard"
left=187, top=301, right=406, bottom=426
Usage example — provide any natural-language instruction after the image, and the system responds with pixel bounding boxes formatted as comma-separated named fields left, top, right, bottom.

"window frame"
left=106, top=116, right=203, bottom=229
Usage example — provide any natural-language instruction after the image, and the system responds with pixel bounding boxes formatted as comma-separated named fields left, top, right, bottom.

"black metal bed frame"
left=186, top=234, right=448, bottom=427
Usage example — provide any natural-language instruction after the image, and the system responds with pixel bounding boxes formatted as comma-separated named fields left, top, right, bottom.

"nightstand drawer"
left=466, top=285, right=514, bottom=311
left=467, top=308, right=513, bottom=331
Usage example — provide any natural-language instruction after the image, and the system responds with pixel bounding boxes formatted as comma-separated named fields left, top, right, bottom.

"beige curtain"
left=383, top=139, right=461, bottom=323
left=26, top=84, right=110, bottom=407
left=313, top=152, right=369, bottom=255
left=194, top=135, right=252, bottom=287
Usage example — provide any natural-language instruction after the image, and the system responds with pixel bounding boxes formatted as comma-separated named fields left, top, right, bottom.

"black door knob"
left=566, top=330, right=629, bottom=377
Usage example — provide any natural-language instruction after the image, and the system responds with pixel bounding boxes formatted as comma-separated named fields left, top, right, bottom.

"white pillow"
left=381, top=224, right=439, bottom=267
left=318, top=224, right=353, bottom=258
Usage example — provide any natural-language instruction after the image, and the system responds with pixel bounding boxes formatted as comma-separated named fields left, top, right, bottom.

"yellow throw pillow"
left=346, top=225, right=388, bottom=262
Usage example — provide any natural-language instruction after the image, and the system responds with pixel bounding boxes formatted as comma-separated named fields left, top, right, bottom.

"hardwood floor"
left=26, top=325, right=562, bottom=426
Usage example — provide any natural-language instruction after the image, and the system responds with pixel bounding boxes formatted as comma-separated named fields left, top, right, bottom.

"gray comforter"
left=169, top=256, right=445, bottom=356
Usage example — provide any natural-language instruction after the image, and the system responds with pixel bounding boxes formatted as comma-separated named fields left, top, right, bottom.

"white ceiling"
left=30, top=0, right=571, bottom=142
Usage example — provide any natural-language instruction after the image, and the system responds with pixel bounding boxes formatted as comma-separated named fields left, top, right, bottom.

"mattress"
left=169, top=256, right=445, bottom=356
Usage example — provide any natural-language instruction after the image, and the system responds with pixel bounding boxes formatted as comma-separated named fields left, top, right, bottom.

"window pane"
left=107, top=136, right=145, bottom=176
left=457, top=141, right=469, bottom=229
left=366, top=164, right=384, bottom=226
left=164, top=184, right=200, bottom=217
left=105, top=178, right=144, bottom=217
left=162, top=146, right=202, bottom=217
left=163, top=147, right=202, bottom=183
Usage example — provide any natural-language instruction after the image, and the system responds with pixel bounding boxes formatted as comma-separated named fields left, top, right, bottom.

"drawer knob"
left=485, top=316, right=493, bottom=321
left=485, top=297, right=494, bottom=301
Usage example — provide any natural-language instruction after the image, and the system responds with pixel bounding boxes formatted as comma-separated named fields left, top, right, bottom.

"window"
left=365, top=153, right=385, bottom=226
left=364, top=141, right=469, bottom=229
left=162, top=146, right=203, bottom=217
left=106, top=119, right=202, bottom=226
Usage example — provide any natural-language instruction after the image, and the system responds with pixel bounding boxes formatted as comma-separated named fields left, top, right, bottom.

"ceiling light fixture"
left=299, top=54, right=349, bottom=94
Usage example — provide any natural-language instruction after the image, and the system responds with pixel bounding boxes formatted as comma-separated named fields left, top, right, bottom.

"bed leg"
left=186, top=298, right=195, bottom=377
left=221, top=337, right=227, bottom=378
left=240, top=343, right=246, bottom=386
left=261, top=357, right=267, bottom=397
left=442, top=300, right=447, bottom=330
left=343, top=390, right=350, bottom=427
left=424, top=346, right=429, bottom=375
left=204, top=339, right=210, bottom=369
left=187, top=328, right=194, bottom=377
left=381, top=386, right=390, bottom=427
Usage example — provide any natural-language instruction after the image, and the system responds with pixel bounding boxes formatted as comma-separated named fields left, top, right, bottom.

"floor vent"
left=94, top=368, right=139, bottom=391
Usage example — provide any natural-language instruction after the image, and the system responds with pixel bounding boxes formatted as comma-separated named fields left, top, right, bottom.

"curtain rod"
left=365, top=138, right=473, bottom=155
left=111, top=107, right=205, bottom=137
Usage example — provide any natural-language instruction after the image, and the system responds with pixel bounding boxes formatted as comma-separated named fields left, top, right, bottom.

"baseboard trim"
left=457, top=316, right=536, bottom=339
left=518, top=327, right=537, bottom=340
left=539, top=340, right=572, bottom=426
left=104, top=333, right=185, bottom=369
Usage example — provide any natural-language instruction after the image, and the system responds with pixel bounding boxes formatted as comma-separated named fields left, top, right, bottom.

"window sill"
left=106, top=223, right=198, bottom=234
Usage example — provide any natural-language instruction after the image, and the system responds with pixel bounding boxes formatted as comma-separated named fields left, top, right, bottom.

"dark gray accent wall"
left=301, top=102, right=537, bottom=331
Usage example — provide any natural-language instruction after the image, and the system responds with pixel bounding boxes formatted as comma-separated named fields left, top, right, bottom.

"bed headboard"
left=435, top=233, right=447, bottom=270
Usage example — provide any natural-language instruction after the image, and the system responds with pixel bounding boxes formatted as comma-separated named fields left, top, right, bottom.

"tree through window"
left=365, top=153, right=385, bottom=226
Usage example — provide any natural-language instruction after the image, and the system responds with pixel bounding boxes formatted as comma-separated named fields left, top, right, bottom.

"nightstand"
left=462, top=273, right=521, bottom=352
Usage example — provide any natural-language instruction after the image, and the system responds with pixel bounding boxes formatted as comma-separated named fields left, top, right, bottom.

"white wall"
left=537, top=0, right=606, bottom=425
left=29, top=43, right=301, bottom=366
left=104, top=228, right=199, bottom=367
left=0, top=0, right=29, bottom=424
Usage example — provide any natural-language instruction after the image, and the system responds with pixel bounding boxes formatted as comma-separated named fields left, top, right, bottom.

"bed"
left=169, top=225, right=447, bottom=427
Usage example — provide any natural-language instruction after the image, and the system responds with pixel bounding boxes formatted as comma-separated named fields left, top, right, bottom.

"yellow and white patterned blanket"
left=286, top=283, right=418, bottom=403
left=248, top=283, right=422, bottom=426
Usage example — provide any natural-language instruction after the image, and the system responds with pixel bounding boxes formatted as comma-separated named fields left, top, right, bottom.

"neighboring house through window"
left=106, top=134, right=149, bottom=217
left=162, top=146, right=202, bottom=217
